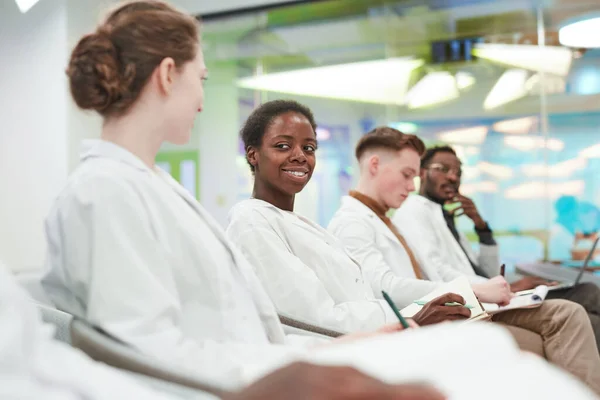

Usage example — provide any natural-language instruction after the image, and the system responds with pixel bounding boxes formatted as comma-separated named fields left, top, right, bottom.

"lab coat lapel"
left=343, top=197, right=401, bottom=246
left=158, top=173, right=286, bottom=341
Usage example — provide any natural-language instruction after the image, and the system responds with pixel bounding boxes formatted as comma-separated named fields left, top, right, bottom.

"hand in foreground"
left=510, top=276, right=558, bottom=292
left=225, top=362, right=447, bottom=400
left=472, top=276, right=511, bottom=306
left=411, top=293, right=471, bottom=326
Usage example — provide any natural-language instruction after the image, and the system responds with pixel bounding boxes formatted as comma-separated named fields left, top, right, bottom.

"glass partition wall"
left=196, top=0, right=600, bottom=268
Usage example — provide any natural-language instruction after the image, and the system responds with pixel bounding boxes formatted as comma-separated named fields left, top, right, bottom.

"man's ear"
left=247, top=147, right=258, bottom=170
left=368, top=154, right=380, bottom=176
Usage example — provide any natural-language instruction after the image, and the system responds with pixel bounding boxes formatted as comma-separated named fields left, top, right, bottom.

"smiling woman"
left=226, top=100, right=407, bottom=334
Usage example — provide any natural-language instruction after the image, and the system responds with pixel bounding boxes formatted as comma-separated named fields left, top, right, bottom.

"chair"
left=37, top=303, right=73, bottom=344
left=69, top=318, right=229, bottom=398
left=278, top=314, right=344, bottom=338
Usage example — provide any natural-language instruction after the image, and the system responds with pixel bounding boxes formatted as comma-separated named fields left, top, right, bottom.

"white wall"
left=0, top=0, right=69, bottom=271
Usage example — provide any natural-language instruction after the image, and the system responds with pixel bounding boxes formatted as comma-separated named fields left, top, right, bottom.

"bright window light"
left=505, top=181, right=584, bottom=199
left=580, top=143, right=600, bottom=158
left=15, top=0, right=40, bottom=13
left=504, top=136, right=565, bottom=152
left=406, top=71, right=459, bottom=109
left=484, top=69, right=529, bottom=110
left=388, top=122, right=418, bottom=133
left=493, top=116, right=537, bottom=135
left=522, top=157, right=587, bottom=178
left=460, top=181, right=499, bottom=195
left=473, top=43, right=573, bottom=77
left=559, top=15, right=600, bottom=48
left=437, top=126, right=488, bottom=145
left=461, top=166, right=481, bottom=181
left=237, top=58, right=424, bottom=105
left=477, top=162, right=513, bottom=180
left=316, top=127, right=331, bottom=141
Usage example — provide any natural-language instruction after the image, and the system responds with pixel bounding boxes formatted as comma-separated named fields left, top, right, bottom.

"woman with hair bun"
left=40, top=2, right=598, bottom=399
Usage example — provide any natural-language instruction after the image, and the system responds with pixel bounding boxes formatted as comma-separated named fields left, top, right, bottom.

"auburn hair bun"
left=66, top=31, right=135, bottom=114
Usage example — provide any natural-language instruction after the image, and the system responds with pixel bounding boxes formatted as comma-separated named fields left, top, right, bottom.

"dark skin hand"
left=510, top=276, right=558, bottom=292
left=412, top=293, right=471, bottom=326
left=223, top=362, right=446, bottom=400
left=447, top=194, right=487, bottom=230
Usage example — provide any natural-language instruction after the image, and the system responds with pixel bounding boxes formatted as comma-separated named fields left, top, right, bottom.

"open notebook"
left=401, top=277, right=549, bottom=321
left=400, top=277, right=490, bottom=322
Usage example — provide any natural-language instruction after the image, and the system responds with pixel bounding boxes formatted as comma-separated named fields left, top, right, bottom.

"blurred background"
left=1, top=0, right=599, bottom=272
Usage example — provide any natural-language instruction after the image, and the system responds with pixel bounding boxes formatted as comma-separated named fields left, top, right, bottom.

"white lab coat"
left=328, top=196, right=440, bottom=308
left=42, top=140, right=303, bottom=388
left=392, top=195, right=500, bottom=284
left=37, top=142, right=598, bottom=399
left=0, top=260, right=211, bottom=400
left=226, top=198, right=396, bottom=334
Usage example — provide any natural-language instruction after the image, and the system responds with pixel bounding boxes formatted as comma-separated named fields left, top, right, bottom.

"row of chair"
left=35, top=295, right=342, bottom=398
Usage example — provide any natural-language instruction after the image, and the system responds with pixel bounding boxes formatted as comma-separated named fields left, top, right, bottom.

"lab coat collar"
left=340, top=196, right=401, bottom=245
left=80, top=139, right=152, bottom=172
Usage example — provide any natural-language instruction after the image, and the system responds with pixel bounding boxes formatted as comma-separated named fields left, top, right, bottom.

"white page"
left=400, top=276, right=485, bottom=320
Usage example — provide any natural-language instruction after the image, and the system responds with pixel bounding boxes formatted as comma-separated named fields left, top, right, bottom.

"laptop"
left=548, top=236, right=600, bottom=291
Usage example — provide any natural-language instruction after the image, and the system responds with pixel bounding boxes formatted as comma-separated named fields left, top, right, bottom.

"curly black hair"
left=420, top=145, right=457, bottom=168
left=241, top=99, right=317, bottom=172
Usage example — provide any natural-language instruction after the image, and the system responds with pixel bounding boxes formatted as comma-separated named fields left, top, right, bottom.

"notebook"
left=482, top=285, right=548, bottom=314
left=400, top=276, right=490, bottom=322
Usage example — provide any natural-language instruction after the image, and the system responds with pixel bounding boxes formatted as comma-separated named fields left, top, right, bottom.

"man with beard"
left=392, top=145, right=600, bottom=352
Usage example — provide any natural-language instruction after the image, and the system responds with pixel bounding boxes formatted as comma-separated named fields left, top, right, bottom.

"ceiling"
left=198, top=0, right=600, bottom=119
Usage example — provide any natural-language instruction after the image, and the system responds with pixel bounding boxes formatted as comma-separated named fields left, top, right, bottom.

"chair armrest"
left=70, top=318, right=229, bottom=397
left=278, top=314, right=344, bottom=338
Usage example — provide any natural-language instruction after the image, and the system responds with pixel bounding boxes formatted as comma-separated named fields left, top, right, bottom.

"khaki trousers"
left=492, top=299, right=600, bottom=395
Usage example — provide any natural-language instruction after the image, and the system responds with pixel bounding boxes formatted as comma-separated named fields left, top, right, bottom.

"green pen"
left=413, top=300, right=474, bottom=309
left=381, top=291, right=411, bottom=329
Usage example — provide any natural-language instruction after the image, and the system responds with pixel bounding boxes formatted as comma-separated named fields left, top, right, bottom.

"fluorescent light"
left=388, top=122, right=418, bottom=134
left=473, top=43, right=573, bottom=76
left=406, top=72, right=459, bottom=109
left=455, top=72, right=475, bottom=90
left=522, top=157, right=587, bottom=178
left=478, top=162, right=513, bottom=180
left=525, top=73, right=567, bottom=95
left=505, top=181, right=584, bottom=199
left=237, top=58, right=424, bottom=105
left=437, top=126, right=488, bottom=145
left=15, top=0, right=39, bottom=13
left=493, top=117, right=537, bottom=135
left=559, top=15, right=600, bottom=48
left=484, top=69, right=529, bottom=110
left=504, top=136, right=565, bottom=152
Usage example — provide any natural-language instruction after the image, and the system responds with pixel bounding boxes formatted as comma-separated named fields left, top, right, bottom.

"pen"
left=381, top=291, right=410, bottom=329
left=500, top=264, right=506, bottom=277
left=413, top=300, right=474, bottom=309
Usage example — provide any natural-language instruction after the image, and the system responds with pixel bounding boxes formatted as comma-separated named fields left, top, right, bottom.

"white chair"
left=37, top=303, right=73, bottom=344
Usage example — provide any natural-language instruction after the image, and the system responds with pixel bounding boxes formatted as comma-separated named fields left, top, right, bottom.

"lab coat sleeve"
left=228, top=219, right=394, bottom=334
left=45, top=177, right=294, bottom=388
left=331, top=217, right=439, bottom=308
left=395, top=208, right=485, bottom=285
